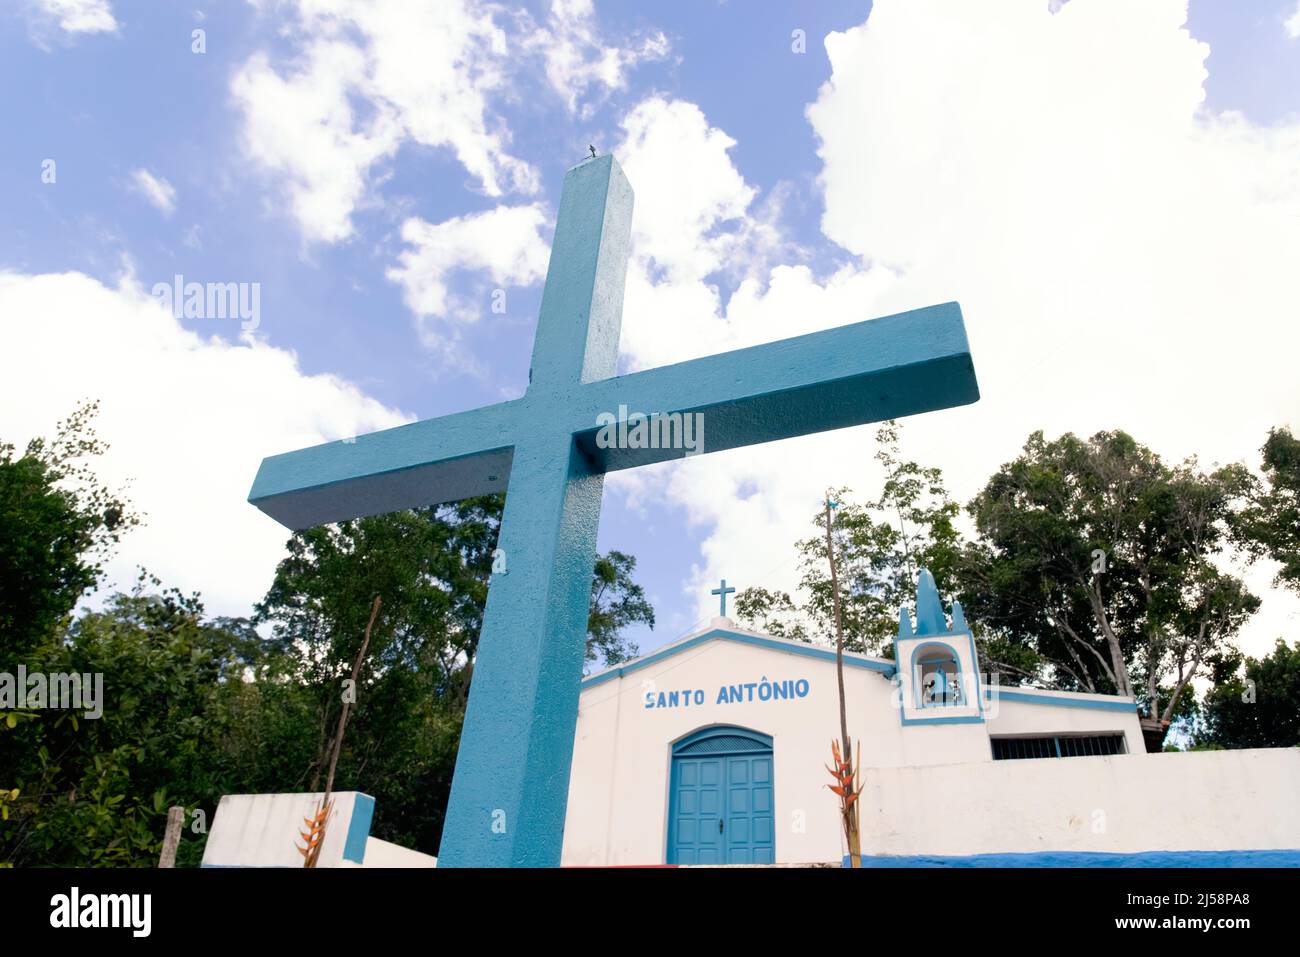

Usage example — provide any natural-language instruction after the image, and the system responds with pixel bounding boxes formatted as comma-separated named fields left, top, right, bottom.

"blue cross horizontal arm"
left=248, top=302, right=976, bottom=527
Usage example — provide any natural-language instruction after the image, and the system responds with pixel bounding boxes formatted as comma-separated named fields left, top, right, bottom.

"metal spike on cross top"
left=247, top=153, right=980, bottom=867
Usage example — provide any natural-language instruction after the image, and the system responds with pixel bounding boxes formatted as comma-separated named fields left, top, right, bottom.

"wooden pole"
left=306, top=594, right=382, bottom=868
left=158, top=806, right=184, bottom=868
left=825, top=497, right=850, bottom=768
left=824, top=494, right=861, bottom=867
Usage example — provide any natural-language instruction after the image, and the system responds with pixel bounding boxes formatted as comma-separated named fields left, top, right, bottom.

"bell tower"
left=893, top=569, right=984, bottom=725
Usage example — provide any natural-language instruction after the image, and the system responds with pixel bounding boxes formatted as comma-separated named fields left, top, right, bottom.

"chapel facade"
left=560, top=570, right=1144, bottom=866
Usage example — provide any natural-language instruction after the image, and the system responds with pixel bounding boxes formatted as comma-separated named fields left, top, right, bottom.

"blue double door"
left=668, top=728, right=774, bottom=865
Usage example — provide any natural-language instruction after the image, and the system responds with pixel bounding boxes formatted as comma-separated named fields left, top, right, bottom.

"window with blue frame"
left=915, top=644, right=963, bottom=708
left=991, top=734, right=1127, bottom=760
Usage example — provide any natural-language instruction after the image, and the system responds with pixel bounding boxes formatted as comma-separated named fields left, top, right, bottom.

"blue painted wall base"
left=844, top=849, right=1300, bottom=867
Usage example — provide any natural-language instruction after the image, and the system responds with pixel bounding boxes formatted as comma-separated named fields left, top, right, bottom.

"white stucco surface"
left=203, top=791, right=440, bottom=867
left=861, top=748, right=1300, bottom=857
left=203, top=791, right=372, bottom=868
left=351, top=837, right=438, bottom=868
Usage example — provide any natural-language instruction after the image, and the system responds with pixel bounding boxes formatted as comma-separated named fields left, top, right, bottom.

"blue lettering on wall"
left=644, top=678, right=811, bottom=710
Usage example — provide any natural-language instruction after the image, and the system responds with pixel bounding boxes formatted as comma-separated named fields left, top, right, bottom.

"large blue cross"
left=247, top=154, right=979, bottom=867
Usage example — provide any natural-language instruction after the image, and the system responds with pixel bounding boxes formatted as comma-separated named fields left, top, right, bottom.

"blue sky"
left=3, top=0, right=1300, bottom=665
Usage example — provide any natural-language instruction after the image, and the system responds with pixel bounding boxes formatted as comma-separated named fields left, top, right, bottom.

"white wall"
left=860, top=748, right=1300, bottom=857
left=205, top=791, right=439, bottom=867
left=203, top=791, right=373, bottom=868
left=351, top=837, right=437, bottom=868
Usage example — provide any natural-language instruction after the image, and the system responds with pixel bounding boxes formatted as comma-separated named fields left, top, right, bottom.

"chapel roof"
left=581, top=616, right=895, bottom=690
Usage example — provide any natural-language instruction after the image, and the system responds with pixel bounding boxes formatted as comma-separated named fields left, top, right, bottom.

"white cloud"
left=34, top=0, right=117, bottom=34
left=128, top=168, right=177, bottom=216
left=232, top=1, right=532, bottom=244
left=614, top=97, right=805, bottom=373
left=386, top=203, right=550, bottom=353
left=233, top=0, right=667, bottom=244
left=0, top=270, right=410, bottom=618
left=609, top=0, right=1300, bottom=660
left=528, top=0, right=669, bottom=116
left=232, top=42, right=403, bottom=245
left=620, top=97, right=754, bottom=282
left=805, top=0, right=1300, bottom=494
left=1287, top=2, right=1300, bottom=39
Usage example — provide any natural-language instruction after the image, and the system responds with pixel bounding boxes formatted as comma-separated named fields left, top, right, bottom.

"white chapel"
left=560, top=570, right=1297, bottom=866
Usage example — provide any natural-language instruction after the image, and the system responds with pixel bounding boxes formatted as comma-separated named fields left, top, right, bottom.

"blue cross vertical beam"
left=712, top=578, right=736, bottom=617
left=247, top=154, right=980, bottom=867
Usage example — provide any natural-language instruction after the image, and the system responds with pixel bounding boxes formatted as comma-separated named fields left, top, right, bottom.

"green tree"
left=735, top=421, right=964, bottom=655
left=1198, top=640, right=1300, bottom=749
left=964, top=430, right=1258, bottom=733
left=588, top=550, right=654, bottom=666
left=0, top=407, right=265, bottom=866
left=253, top=497, right=653, bottom=851
left=0, top=583, right=264, bottom=867
left=1, top=409, right=658, bottom=864
left=1234, top=427, right=1300, bottom=593
left=733, top=587, right=808, bottom=643
left=0, top=402, right=137, bottom=670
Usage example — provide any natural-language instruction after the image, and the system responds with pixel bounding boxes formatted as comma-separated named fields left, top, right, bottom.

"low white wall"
left=860, top=748, right=1300, bottom=857
left=203, top=792, right=373, bottom=868
left=354, top=837, right=437, bottom=868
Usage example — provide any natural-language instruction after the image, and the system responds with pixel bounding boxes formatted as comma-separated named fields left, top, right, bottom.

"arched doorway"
left=666, top=726, right=774, bottom=865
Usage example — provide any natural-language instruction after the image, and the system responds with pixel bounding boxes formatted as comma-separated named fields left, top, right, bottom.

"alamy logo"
left=595, top=405, right=704, bottom=455
left=50, top=887, right=151, bottom=937
left=151, top=274, right=261, bottom=331
left=0, top=666, right=103, bottom=719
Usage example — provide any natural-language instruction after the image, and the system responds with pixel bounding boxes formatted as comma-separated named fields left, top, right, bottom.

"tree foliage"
left=243, top=497, right=653, bottom=854
left=1234, top=426, right=1300, bottom=594
left=588, top=550, right=654, bottom=665
left=0, top=583, right=262, bottom=867
left=0, top=413, right=653, bottom=866
left=738, top=426, right=1267, bottom=744
left=963, top=430, right=1257, bottom=728
left=0, top=402, right=137, bottom=670
left=1198, top=640, right=1300, bottom=749
left=735, top=422, right=963, bottom=655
